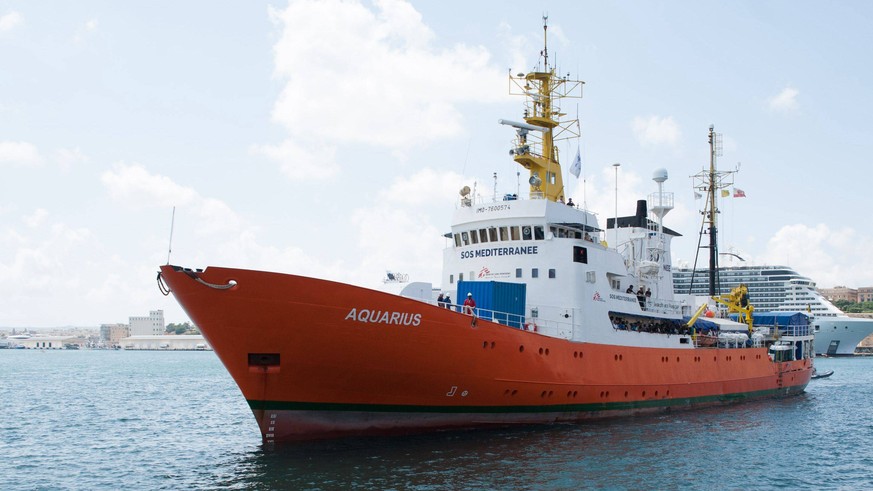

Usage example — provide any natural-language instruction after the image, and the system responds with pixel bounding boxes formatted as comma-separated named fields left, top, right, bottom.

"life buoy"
left=524, top=322, right=538, bottom=332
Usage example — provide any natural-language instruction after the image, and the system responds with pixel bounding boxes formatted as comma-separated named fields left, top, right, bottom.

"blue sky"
left=3, top=0, right=873, bottom=327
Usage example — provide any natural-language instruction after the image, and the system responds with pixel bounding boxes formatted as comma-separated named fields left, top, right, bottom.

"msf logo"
left=478, top=267, right=491, bottom=278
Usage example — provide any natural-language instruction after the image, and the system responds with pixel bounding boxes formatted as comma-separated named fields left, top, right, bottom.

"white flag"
left=569, top=147, right=582, bottom=178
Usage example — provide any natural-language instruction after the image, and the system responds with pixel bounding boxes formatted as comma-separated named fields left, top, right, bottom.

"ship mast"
left=689, top=125, right=736, bottom=296
left=502, top=16, right=583, bottom=202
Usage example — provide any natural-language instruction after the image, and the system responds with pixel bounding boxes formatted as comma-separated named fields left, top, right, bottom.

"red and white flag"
left=734, top=188, right=746, bottom=198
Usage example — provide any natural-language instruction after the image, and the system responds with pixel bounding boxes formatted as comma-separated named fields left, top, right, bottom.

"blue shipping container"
left=457, top=281, right=527, bottom=328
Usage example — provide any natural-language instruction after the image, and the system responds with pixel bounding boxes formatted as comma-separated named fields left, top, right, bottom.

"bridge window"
left=470, top=230, right=479, bottom=244
left=500, top=227, right=509, bottom=241
left=488, top=228, right=498, bottom=242
left=454, top=234, right=461, bottom=247
left=479, top=229, right=488, bottom=243
left=532, top=268, right=539, bottom=278
left=534, top=226, right=544, bottom=240
left=510, top=226, right=520, bottom=240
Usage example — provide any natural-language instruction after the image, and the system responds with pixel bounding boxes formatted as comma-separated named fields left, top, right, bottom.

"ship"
left=674, top=265, right=873, bottom=355
left=157, top=18, right=813, bottom=443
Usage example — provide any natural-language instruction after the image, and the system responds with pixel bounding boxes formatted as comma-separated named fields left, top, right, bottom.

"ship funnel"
left=635, top=200, right=648, bottom=227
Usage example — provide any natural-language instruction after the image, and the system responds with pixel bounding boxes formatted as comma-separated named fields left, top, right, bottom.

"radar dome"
left=653, top=168, right=668, bottom=183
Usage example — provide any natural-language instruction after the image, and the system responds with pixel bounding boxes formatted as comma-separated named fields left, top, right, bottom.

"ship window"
left=488, top=228, right=498, bottom=242
left=449, top=274, right=454, bottom=284
left=549, top=269, right=556, bottom=279
left=550, top=226, right=557, bottom=237
left=461, top=231, right=470, bottom=246
left=459, top=273, right=464, bottom=281
left=470, top=230, right=479, bottom=244
left=516, top=268, right=522, bottom=278
left=573, top=246, right=588, bottom=264
left=532, top=268, right=539, bottom=278
left=500, top=227, right=509, bottom=241
left=454, top=234, right=461, bottom=247
left=511, top=226, right=521, bottom=240
left=534, top=226, right=544, bottom=240
left=522, top=226, right=532, bottom=240
left=479, top=229, right=489, bottom=243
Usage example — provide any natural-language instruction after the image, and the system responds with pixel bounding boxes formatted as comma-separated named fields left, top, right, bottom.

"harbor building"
left=819, top=286, right=858, bottom=303
left=857, top=287, right=873, bottom=303
left=100, top=323, right=130, bottom=347
left=129, top=310, right=165, bottom=336
left=119, top=334, right=210, bottom=350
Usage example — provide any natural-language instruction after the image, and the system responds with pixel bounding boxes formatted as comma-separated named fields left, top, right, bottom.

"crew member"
left=463, top=293, right=477, bottom=315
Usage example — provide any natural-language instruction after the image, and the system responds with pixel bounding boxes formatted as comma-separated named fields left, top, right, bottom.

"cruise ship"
left=673, top=266, right=873, bottom=355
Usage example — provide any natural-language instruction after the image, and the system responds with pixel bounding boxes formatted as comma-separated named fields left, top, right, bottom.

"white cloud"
left=756, top=223, right=873, bottom=288
left=73, top=18, right=99, bottom=43
left=261, top=0, right=505, bottom=174
left=55, top=147, right=88, bottom=171
left=767, top=87, right=799, bottom=112
left=0, top=11, right=23, bottom=32
left=23, top=209, right=49, bottom=228
left=101, top=162, right=197, bottom=209
left=100, top=163, right=240, bottom=236
left=251, top=139, right=339, bottom=181
left=0, top=141, right=42, bottom=166
left=631, top=116, right=681, bottom=147
left=378, top=167, right=465, bottom=205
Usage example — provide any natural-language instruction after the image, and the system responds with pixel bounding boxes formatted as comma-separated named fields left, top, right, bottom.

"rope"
left=182, top=269, right=237, bottom=290
left=156, top=272, right=171, bottom=296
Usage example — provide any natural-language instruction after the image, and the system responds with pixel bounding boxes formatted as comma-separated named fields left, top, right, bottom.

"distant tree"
left=834, top=299, right=854, bottom=311
left=165, top=322, right=197, bottom=335
left=832, top=299, right=873, bottom=313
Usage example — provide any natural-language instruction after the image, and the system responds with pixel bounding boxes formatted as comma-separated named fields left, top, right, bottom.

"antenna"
left=542, top=14, right=549, bottom=69
left=492, top=172, right=498, bottom=202
left=166, top=206, right=175, bottom=265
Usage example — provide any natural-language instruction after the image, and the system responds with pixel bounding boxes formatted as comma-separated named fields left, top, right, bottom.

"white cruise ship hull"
left=814, top=317, right=873, bottom=356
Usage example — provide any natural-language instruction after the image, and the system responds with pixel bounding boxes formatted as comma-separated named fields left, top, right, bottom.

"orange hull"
left=160, top=265, right=812, bottom=442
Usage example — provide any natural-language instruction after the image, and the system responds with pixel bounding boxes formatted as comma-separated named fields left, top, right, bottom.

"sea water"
left=2, top=350, right=871, bottom=490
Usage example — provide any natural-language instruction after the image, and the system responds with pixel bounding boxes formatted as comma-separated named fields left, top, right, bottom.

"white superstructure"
left=673, top=266, right=873, bottom=355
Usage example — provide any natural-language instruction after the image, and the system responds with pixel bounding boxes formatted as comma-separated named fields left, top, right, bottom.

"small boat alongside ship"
left=158, top=18, right=814, bottom=442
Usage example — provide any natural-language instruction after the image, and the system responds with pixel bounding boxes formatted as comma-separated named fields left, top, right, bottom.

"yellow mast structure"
left=504, top=16, right=584, bottom=202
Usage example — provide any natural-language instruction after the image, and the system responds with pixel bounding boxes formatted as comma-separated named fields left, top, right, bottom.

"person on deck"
left=567, top=198, right=575, bottom=207
left=443, top=294, right=452, bottom=310
left=437, top=293, right=446, bottom=308
left=463, top=293, right=477, bottom=315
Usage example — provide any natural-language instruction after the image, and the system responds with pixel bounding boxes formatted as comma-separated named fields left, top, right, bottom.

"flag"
left=569, top=147, right=582, bottom=178
left=694, top=192, right=702, bottom=200
left=734, top=188, right=746, bottom=198
left=721, top=189, right=730, bottom=198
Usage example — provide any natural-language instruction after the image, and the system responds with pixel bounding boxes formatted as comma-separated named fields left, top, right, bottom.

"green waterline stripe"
left=247, top=386, right=805, bottom=414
